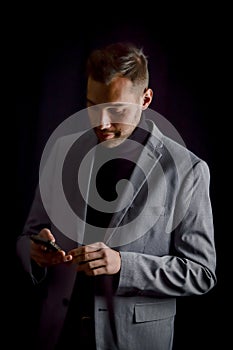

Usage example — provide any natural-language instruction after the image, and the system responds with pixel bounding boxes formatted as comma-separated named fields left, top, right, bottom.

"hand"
left=30, top=228, right=73, bottom=267
left=68, top=242, right=121, bottom=276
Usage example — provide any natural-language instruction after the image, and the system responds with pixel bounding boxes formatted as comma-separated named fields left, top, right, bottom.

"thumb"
left=39, top=228, right=55, bottom=242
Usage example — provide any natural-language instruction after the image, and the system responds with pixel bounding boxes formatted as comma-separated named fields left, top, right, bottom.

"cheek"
left=118, top=124, right=135, bottom=136
left=118, top=112, right=141, bottom=133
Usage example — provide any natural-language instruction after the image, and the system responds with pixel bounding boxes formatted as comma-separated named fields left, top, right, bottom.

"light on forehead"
left=87, top=101, right=141, bottom=108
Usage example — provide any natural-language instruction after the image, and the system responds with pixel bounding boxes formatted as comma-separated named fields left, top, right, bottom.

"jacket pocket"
left=134, top=300, right=176, bottom=323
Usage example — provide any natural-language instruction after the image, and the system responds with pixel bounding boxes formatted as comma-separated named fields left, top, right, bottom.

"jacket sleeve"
left=16, top=186, right=50, bottom=284
left=116, top=160, right=217, bottom=297
left=16, top=137, right=63, bottom=283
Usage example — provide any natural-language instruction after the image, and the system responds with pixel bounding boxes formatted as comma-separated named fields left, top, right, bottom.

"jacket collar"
left=103, top=119, right=164, bottom=244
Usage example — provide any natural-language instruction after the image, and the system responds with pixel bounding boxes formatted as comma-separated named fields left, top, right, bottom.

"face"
left=87, top=77, right=153, bottom=148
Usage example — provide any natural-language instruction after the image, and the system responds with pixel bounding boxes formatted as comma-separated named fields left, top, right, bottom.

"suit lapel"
left=104, top=123, right=164, bottom=245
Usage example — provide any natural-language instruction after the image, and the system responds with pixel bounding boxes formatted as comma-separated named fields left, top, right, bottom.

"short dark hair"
left=86, top=42, right=149, bottom=91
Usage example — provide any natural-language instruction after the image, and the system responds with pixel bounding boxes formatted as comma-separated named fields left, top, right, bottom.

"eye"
left=108, top=108, right=125, bottom=116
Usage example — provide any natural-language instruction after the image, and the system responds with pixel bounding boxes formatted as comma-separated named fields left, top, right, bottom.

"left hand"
left=68, top=242, right=121, bottom=276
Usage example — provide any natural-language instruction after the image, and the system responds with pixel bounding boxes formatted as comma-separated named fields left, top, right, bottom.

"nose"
left=98, top=111, right=111, bottom=129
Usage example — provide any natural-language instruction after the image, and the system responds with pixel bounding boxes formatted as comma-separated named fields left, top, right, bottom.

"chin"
left=101, top=137, right=126, bottom=148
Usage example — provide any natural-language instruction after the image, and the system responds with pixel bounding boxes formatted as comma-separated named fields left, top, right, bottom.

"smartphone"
left=30, top=234, right=62, bottom=252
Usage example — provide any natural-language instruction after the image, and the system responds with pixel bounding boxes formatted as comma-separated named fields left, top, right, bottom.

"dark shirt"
left=57, top=118, right=149, bottom=348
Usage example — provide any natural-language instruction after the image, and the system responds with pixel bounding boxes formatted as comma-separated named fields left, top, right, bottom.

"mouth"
left=96, top=130, right=121, bottom=141
left=101, top=132, right=115, bottom=140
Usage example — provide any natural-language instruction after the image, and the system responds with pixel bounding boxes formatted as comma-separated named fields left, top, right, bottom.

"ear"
left=142, top=88, right=153, bottom=110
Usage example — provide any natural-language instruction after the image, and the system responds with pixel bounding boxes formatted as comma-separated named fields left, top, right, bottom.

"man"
left=16, top=42, right=216, bottom=350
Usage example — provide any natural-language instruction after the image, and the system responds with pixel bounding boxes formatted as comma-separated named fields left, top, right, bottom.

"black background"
left=7, top=5, right=228, bottom=349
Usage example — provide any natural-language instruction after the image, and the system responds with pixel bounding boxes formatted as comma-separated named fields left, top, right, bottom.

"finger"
left=39, top=228, right=55, bottom=241
left=32, top=249, right=71, bottom=266
left=63, top=254, right=73, bottom=262
left=88, top=266, right=107, bottom=276
left=68, top=245, right=102, bottom=260
left=75, top=250, right=103, bottom=264
left=76, top=261, right=106, bottom=275
left=78, top=242, right=108, bottom=254
left=76, top=258, right=104, bottom=271
left=30, top=241, right=47, bottom=254
left=88, top=258, right=105, bottom=270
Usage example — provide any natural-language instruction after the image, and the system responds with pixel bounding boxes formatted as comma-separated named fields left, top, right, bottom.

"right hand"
left=30, top=228, right=73, bottom=267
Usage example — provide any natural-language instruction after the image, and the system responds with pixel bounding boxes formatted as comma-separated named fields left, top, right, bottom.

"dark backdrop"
left=8, top=8, right=226, bottom=349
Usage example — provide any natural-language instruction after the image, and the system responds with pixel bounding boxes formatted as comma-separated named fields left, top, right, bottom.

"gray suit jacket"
left=16, top=120, right=216, bottom=350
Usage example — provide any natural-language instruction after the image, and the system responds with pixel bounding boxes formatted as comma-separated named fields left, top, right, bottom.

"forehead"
left=87, top=76, right=138, bottom=104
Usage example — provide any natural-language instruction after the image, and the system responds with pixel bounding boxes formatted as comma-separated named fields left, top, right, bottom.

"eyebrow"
left=86, top=99, right=129, bottom=108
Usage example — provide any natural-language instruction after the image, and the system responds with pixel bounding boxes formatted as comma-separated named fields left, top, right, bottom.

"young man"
left=16, top=42, right=216, bottom=350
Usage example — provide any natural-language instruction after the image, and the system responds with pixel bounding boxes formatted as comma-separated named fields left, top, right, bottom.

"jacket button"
left=62, top=298, right=69, bottom=306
